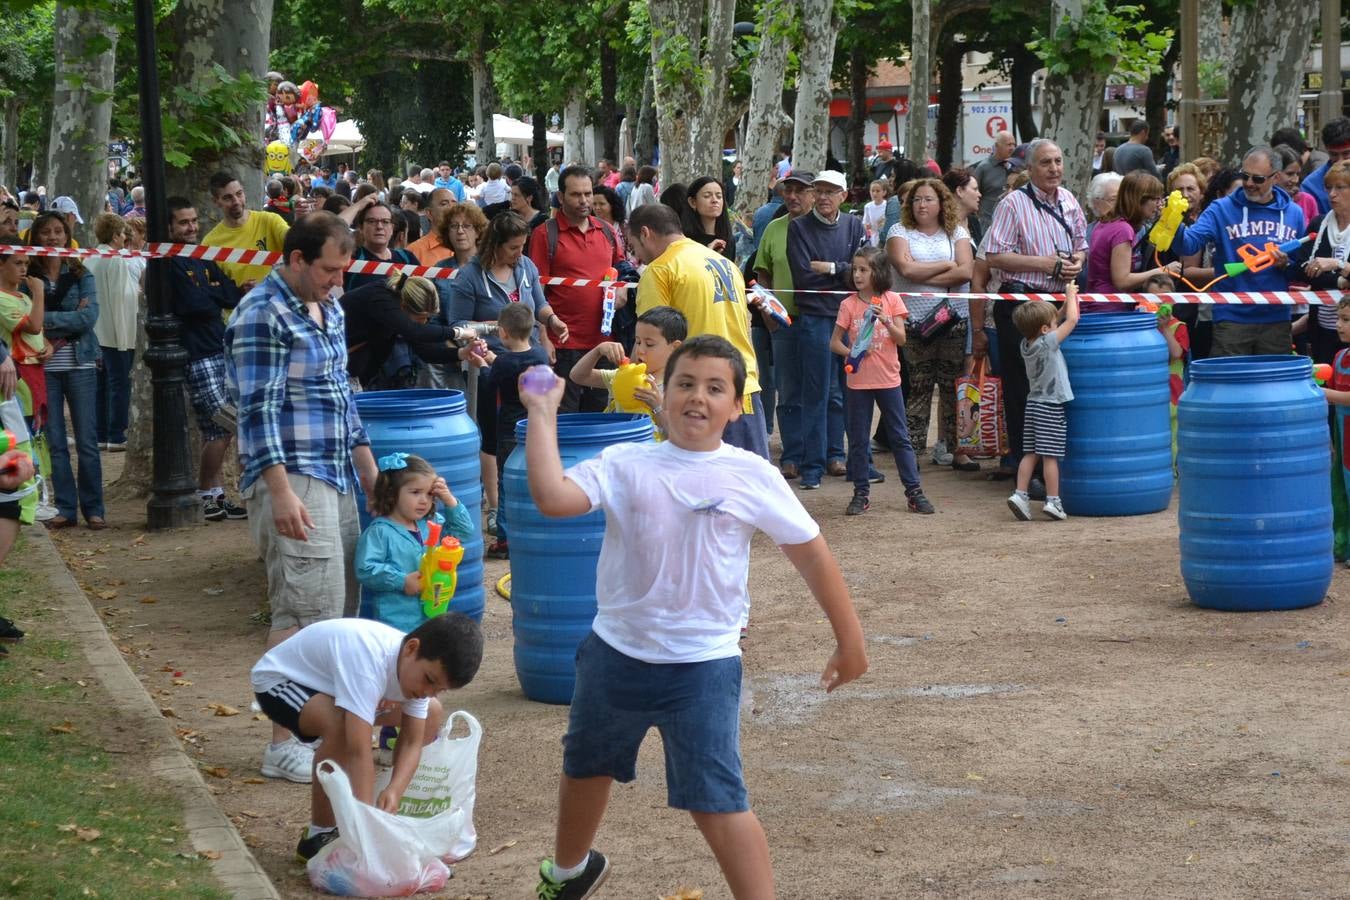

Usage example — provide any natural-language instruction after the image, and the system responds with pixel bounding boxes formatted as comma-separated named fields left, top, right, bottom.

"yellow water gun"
left=1148, top=190, right=1189, bottom=253
left=610, top=358, right=652, bottom=413
left=418, top=520, right=464, bottom=617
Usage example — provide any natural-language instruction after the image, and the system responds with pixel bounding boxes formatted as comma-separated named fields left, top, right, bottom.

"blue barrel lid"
left=515, top=412, right=654, bottom=443
left=1188, top=355, right=1312, bottom=384
left=1070, top=312, right=1160, bottom=335
left=354, top=389, right=467, bottom=418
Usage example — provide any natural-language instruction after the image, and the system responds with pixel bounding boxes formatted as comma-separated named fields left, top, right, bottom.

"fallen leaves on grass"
left=205, top=703, right=239, bottom=717
left=160, top=707, right=177, bottom=718
left=198, top=850, right=221, bottom=860
left=57, top=824, right=101, bottom=841
left=49, top=721, right=76, bottom=734
left=97, top=589, right=118, bottom=601
left=202, top=766, right=229, bottom=779
left=241, top=777, right=266, bottom=784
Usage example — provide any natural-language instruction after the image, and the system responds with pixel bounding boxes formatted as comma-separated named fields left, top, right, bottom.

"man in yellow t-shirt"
left=201, top=171, right=290, bottom=290
left=630, top=203, right=768, bottom=459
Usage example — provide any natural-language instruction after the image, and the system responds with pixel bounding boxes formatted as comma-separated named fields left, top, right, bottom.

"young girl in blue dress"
left=355, top=453, right=474, bottom=632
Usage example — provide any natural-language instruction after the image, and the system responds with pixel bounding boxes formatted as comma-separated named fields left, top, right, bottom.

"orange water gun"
left=418, top=520, right=464, bottom=617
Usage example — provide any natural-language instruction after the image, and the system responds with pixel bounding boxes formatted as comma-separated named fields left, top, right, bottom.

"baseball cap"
left=51, top=196, right=83, bottom=224
left=812, top=170, right=847, bottom=191
left=877, top=140, right=894, bottom=151
left=780, top=170, right=817, bottom=186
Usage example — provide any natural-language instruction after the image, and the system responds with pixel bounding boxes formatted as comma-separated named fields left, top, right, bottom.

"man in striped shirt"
left=225, top=211, right=379, bottom=784
left=985, top=139, right=1088, bottom=467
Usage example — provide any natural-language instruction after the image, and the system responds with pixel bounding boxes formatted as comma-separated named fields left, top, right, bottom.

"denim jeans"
left=751, top=325, right=775, bottom=435
left=96, top=347, right=135, bottom=444
left=45, top=367, right=104, bottom=521
left=846, top=386, right=921, bottom=495
left=798, top=314, right=846, bottom=483
left=771, top=322, right=803, bottom=466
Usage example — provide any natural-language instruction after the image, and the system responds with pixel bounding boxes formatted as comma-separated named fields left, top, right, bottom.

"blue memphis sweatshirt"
left=1174, top=185, right=1306, bottom=324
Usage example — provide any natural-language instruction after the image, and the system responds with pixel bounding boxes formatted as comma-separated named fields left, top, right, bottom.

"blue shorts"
left=562, top=632, right=748, bottom=814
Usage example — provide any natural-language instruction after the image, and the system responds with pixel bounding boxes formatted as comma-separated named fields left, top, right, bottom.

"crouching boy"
left=250, top=613, right=484, bottom=860
left=523, top=335, right=869, bottom=899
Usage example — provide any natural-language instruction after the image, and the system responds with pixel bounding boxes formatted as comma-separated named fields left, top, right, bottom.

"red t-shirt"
left=527, top=216, right=622, bottom=350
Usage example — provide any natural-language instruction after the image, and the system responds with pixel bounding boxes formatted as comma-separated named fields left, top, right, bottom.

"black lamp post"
left=134, top=0, right=198, bottom=529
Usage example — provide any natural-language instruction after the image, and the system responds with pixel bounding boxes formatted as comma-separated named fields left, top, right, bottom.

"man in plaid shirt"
left=224, top=211, right=379, bottom=784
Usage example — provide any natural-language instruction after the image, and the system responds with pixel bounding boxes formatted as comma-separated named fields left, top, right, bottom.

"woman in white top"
left=625, top=165, right=660, bottom=215
left=886, top=177, right=976, bottom=471
left=84, top=213, right=143, bottom=451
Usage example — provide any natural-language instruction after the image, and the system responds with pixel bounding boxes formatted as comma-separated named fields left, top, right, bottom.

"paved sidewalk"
left=26, top=525, right=279, bottom=900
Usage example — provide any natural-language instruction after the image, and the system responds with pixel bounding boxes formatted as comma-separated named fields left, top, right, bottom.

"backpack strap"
left=547, top=216, right=617, bottom=263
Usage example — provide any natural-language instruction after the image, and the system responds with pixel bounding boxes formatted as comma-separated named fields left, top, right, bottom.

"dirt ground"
left=45, top=448, right=1350, bottom=900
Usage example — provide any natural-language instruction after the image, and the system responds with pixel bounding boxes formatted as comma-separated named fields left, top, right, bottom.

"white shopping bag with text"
left=373, top=709, right=481, bottom=861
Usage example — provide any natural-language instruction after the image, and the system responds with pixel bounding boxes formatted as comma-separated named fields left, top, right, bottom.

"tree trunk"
left=1039, top=0, right=1105, bottom=198
left=1145, top=36, right=1180, bottom=158
left=165, top=0, right=273, bottom=222
left=470, top=42, right=497, bottom=162
left=1197, top=0, right=1225, bottom=72
left=649, top=0, right=737, bottom=187
left=1222, top=0, right=1316, bottom=165
left=563, top=88, right=586, bottom=166
left=634, top=66, right=657, bottom=167
left=599, top=37, right=619, bottom=163
left=846, top=43, right=868, bottom=192
left=531, top=112, right=549, bottom=193
left=1, top=97, right=17, bottom=192
left=1010, top=47, right=1039, bottom=142
left=49, top=3, right=117, bottom=247
left=791, top=0, right=842, bottom=174
left=735, top=0, right=794, bottom=221
left=905, top=0, right=932, bottom=165
left=936, top=41, right=965, bottom=171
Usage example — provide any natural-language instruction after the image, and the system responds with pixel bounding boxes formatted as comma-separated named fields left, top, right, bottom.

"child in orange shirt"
left=830, top=246, right=935, bottom=516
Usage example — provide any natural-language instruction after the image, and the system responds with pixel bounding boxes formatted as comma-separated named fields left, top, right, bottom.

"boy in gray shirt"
left=1008, top=282, right=1080, bottom=521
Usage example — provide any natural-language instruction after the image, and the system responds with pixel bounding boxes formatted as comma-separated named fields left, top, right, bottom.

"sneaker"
left=34, top=501, right=57, bottom=522
left=485, top=507, right=499, bottom=537
left=0, top=617, right=24, bottom=642
left=868, top=468, right=886, bottom=484
left=488, top=538, right=509, bottom=560
left=907, top=491, right=936, bottom=514
left=1007, top=491, right=1032, bottom=521
left=1043, top=497, right=1068, bottom=521
left=217, top=497, right=248, bottom=520
left=845, top=494, right=870, bottom=516
left=798, top=480, right=820, bottom=491
left=260, top=736, right=314, bottom=783
left=202, top=498, right=227, bottom=522
left=931, top=441, right=954, bottom=466
left=378, top=725, right=399, bottom=751
left=296, top=827, right=339, bottom=861
left=536, top=850, right=610, bottom=900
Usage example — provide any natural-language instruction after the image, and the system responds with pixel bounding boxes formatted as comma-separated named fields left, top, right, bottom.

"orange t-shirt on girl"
left=835, top=291, right=909, bottom=390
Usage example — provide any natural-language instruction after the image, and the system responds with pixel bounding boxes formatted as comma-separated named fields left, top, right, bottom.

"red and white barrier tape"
left=2, top=243, right=1343, bottom=304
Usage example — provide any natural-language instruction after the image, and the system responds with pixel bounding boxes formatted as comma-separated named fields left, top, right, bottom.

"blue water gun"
left=844, top=305, right=879, bottom=374
left=747, top=280, right=792, bottom=327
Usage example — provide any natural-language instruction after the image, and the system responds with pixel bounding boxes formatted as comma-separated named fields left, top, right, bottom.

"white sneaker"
left=1007, top=491, right=1032, bottom=521
left=260, top=736, right=314, bottom=783
left=34, top=501, right=58, bottom=522
left=1043, top=498, right=1068, bottom=521
left=931, top=441, right=954, bottom=466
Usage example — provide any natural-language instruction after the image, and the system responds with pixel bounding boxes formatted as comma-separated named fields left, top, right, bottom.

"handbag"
left=955, top=359, right=1007, bottom=458
left=913, top=297, right=960, bottom=342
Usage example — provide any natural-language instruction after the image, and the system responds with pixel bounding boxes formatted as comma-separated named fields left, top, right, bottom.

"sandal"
left=85, top=517, right=108, bottom=531
left=45, top=516, right=77, bottom=529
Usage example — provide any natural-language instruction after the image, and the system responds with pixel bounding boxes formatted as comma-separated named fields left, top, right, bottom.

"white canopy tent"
left=466, top=114, right=563, bottom=150
left=320, top=119, right=366, bottom=156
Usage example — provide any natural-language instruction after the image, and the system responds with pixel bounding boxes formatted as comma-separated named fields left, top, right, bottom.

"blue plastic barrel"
left=505, top=413, right=654, bottom=703
left=353, top=389, right=484, bottom=622
left=1177, top=355, right=1331, bottom=611
left=1059, top=313, right=1173, bottom=515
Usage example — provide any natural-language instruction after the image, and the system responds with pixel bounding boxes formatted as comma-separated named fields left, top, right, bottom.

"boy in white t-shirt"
left=523, top=335, right=869, bottom=899
left=250, top=613, right=483, bottom=861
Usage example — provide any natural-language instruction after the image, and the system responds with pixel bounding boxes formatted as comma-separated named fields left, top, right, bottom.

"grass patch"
left=0, top=540, right=231, bottom=900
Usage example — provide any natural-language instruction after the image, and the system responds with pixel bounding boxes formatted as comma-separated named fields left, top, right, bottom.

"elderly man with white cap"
left=785, top=170, right=865, bottom=490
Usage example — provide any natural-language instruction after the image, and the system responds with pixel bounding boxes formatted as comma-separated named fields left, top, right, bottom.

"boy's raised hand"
left=598, top=342, right=626, bottom=365
left=519, top=365, right=565, bottom=414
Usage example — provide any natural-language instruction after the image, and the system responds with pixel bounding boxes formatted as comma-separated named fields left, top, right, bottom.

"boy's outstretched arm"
left=780, top=535, right=868, bottom=692
left=523, top=371, right=593, bottom=517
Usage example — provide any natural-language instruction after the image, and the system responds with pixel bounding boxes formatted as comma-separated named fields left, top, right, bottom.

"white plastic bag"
left=373, top=710, right=481, bottom=861
left=307, top=760, right=465, bottom=896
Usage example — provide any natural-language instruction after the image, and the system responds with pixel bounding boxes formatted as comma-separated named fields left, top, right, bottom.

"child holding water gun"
left=1145, top=273, right=1189, bottom=462
left=1008, top=281, right=1080, bottom=521
left=568, top=305, right=687, bottom=440
left=829, top=245, right=935, bottom=516
left=354, top=453, right=473, bottom=633
left=1320, top=297, right=1350, bottom=564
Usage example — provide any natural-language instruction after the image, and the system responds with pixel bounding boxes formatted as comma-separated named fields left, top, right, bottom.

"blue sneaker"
left=799, top=480, right=821, bottom=491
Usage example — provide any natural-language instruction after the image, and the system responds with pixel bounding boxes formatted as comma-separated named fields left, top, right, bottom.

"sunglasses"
left=1239, top=172, right=1271, bottom=185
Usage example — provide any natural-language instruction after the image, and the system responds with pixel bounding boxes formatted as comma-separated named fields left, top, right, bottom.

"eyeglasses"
left=1239, top=172, right=1271, bottom=185
left=447, top=222, right=475, bottom=231
left=364, top=218, right=393, bottom=227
